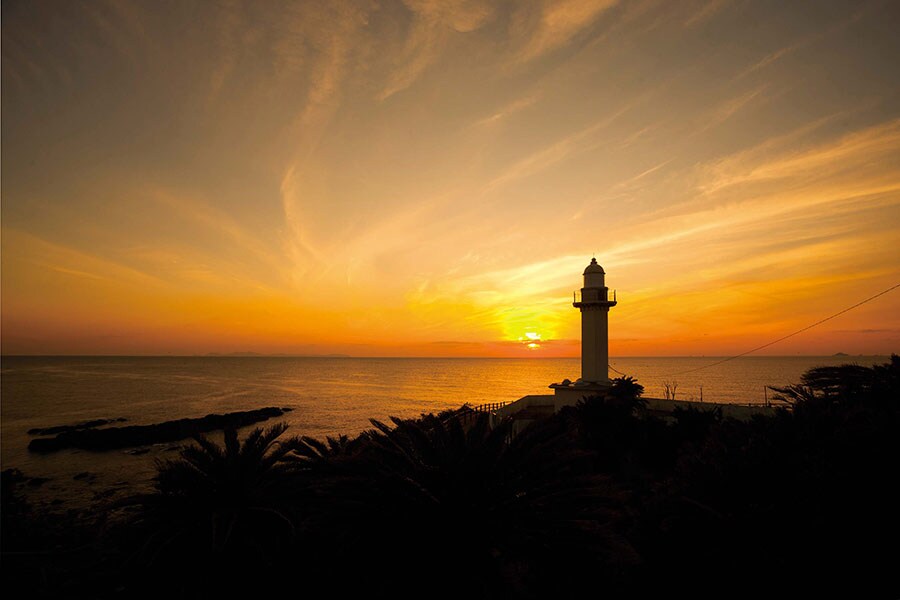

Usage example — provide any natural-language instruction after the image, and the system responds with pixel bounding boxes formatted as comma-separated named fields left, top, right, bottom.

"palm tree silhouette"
left=289, top=433, right=363, bottom=472
left=607, top=375, right=646, bottom=406
left=306, top=412, right=634, bottom=598
left=117, top=423, right=303, bottom=594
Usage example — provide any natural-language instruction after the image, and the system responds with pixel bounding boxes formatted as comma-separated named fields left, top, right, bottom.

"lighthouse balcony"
left=573, top=289, right=617, bottom=307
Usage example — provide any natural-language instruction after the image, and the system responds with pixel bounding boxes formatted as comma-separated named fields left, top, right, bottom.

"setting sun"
left=520, top=332, right=543, bottom=351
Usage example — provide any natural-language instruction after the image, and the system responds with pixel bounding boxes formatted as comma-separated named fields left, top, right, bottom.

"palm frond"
left=224, top=426, right=240, bottom=458
left=295, top=436, right=329, bottom=458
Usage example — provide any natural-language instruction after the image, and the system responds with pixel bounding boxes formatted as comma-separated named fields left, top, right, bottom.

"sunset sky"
left=3, top=0, right=899, bottom=357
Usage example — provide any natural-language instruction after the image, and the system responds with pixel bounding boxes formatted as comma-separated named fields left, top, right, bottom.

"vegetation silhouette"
left=300, top=412, right=635, bottom=598
left=3, top=358, right=898, bottom=598
left=606, top=375, right=645, bottom=405
left=116, top=424, right=305, bottom=596
left=636, top=355, right=900, bottom=596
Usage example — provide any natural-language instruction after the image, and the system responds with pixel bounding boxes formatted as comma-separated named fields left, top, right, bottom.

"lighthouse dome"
left=583, top=258, right=606, bottom=288
left=583, top=258, right=605, bottom=275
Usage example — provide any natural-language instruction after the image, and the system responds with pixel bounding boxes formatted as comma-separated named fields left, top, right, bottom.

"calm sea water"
left=1, top=355, right=889, bottom=507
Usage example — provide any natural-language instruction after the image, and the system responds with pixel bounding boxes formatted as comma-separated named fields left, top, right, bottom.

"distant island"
left=203, top=352, right=351, bottom=358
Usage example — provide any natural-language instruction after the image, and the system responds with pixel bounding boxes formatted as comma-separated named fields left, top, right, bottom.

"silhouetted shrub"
left=303, top=413, right=636, bottom=599
left=114, top=424, right=307, bottom=596
left=637, top=356, right=900, bottom=596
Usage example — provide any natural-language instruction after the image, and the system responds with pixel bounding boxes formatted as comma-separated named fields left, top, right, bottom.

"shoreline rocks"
left=28, top=407, right=288, bottom=453
left=28, top=418, right=128, bottom=436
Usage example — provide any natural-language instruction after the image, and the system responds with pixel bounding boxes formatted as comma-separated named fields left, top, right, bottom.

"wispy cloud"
left=4, top=229, right=167, bottom=289
left=279, top=163, right=327, bottom=281
left=697, top=118, right=900, bottom=196
left=691, top=84, right=769, bottom=135
left=514, top=0, right=619, bottom=62
left=275, top=3, right=379, bottom=285
left=481, top=101, right=635, bottom=193
left=733, top=2, right=881, bottom=81
left=146, top=190, right=289, bottom=287
left=378, top=0, right=495, bottom=100
left=734, top=43, right=800, bottom=80
left=46, top=265, right=108, bottom=281
left=608, top=158, right=674, bottom=193
left=473, top=93, right=541, bottom=127
left=683, top=0, right=729, bottom=27
left=206, top=0, right=253, bottom=103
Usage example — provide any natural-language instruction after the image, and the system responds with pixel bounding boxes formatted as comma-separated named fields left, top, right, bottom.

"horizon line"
left=1, top=353, right=892, bottom=359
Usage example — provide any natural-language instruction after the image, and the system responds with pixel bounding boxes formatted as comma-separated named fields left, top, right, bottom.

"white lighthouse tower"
left=548, top=258, right=616, bottom=405
left=492, top=258, right=619, bottom=425
left=575, top=258, right=617, bottom=384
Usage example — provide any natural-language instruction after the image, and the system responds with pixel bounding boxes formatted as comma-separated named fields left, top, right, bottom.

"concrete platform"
left=641, top=397, right=778, bottom=420
left=492, top=393, right=778, bottom=429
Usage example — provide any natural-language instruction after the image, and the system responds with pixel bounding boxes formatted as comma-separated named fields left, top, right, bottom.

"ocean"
left=1, top=355, right=889, bottom=508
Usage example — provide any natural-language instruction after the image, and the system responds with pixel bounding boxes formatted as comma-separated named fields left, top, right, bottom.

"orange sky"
left=2, top=0, right=899, bottom=357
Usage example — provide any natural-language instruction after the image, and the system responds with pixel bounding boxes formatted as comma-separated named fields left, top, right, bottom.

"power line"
left=608, top=363, right=628, bottom=376
left=661, top=281, right=900, bottom=377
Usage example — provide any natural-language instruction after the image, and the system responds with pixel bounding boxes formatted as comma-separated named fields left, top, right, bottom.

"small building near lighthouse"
left=493, top=258, right=617, bottom=422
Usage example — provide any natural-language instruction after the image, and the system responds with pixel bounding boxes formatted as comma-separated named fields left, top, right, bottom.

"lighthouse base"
left=489, top=378, right=613, bottom=436
left=549, top=379, right=611, bottom=407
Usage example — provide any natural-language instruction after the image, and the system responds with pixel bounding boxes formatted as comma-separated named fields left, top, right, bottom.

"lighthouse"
left=494, top=258, right=619, bottom=424
left=495, top=257, right=772, bottom=427
left=545, top=258, right=617, bottom=405
left=574, top=258, right=617, bottom=384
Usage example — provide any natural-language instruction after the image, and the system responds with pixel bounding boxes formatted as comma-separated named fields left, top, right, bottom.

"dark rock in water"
left=2, top=468, right=27, bottom=484
left=2, top=468, right=51, bottom=488
left=29, top=417, right=128, bottom=436
left=28, top=407, right=287, bottom=453
left=93, top=489, right=118, bottom=500
left=281, top=407, right=294, bottom=412
left=73, top=472, right=94, bottom=481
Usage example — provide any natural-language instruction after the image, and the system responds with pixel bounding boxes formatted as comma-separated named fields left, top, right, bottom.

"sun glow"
left=520, top=332, right=543, bottom=350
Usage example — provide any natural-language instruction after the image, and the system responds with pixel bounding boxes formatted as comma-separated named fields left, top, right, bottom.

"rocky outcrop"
left=28, top=407, right=288, bottom=453
left=28, top=418, right=128, bottom=436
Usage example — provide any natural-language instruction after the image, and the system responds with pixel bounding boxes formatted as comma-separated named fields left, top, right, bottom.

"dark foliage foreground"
left=2, top=357, right=898, bottom=598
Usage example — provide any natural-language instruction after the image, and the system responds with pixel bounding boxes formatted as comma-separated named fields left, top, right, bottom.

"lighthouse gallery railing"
left=574, top=289, right=616, bottom=303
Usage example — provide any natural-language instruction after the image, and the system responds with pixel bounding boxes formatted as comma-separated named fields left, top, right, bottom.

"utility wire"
left=659, top=281, right=900, bottom=377
left=608, top=363, right=629, bottom=376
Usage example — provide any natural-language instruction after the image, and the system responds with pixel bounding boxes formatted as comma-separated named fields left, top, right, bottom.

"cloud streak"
left=514, top=0, right=619, bottom=62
